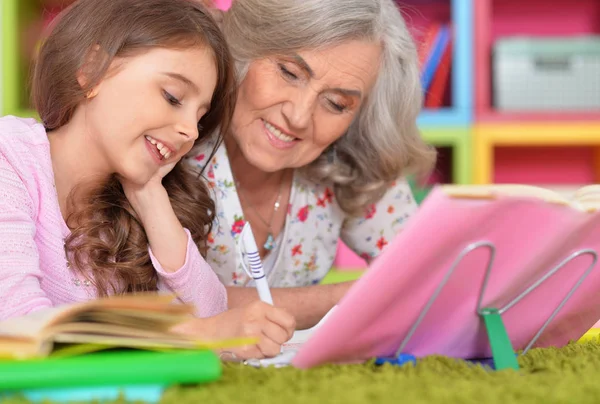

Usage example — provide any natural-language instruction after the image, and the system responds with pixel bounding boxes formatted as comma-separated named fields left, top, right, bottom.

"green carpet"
left=160, top=342, right=600, bottom=404
left=3, top=341, right=600, bottom=404
left=3, top=270, right=599, bottom=403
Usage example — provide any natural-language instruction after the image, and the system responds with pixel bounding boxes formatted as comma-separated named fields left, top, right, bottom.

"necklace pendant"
left=264, top=233, right=276, bottom=251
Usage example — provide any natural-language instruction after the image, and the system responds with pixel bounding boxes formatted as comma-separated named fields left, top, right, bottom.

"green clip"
left=479, top=308, right=520, bottom=371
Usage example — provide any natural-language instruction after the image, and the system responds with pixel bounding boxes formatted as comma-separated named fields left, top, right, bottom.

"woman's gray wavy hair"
left=223, top=0, right=437, bottom=215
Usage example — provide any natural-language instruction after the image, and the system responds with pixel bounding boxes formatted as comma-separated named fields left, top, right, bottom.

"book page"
left=0, top=294, right=195, bottom=359
left=441, top=184, right=572, bottom=206
left=0, top=306, right=71, bottom=339
left=0, top=295, right=189, bottom=338
left=44, top=293, right=193, bottom=330
left=47, top=322, right=191, bottom=343
left=574, top=185, right=600, bottom=212
left=0, top=307, right=72, bottom=358
left=50, top=325, right=197, bottom=351
left=63, top=309, right=189, bottom=331
left=0, top=336, right=52, bottom=359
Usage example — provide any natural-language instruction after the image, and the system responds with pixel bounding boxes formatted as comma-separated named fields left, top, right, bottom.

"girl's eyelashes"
left=163, top=90, right=182, bottom=106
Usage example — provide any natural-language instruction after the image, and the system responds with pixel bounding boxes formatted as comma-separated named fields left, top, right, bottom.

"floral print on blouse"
left=186, top=139, right=419, bottom=287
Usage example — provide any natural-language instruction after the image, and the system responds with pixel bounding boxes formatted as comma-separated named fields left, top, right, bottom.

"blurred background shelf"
left=421, top=126, right=471, bottom=185
left=472, top=0, right=600, bottom=188
left=407, top=0, right=473, bottom=197
left=2, top=0, right=41, bottom=118
left=474, top=0, right=600, bottom=120
left=473, top=123, right=600, bottom=184
left=413, top=0, right=473, bottom=128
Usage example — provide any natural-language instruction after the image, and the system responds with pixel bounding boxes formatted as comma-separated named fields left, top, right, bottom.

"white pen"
left=239, top=222, right=274, bottom=305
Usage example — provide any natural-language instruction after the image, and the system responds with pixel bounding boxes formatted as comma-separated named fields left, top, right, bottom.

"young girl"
left=0, top=0, right=294, bottom=360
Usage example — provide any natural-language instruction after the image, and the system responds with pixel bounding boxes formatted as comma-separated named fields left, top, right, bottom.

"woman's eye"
left=163, top=90, right=182, bottom=106
left=327, top=99, right=347, bottom=113
left=278, top=63, right=298, bottom=80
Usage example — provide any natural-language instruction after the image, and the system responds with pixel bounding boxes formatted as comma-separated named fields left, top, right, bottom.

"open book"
left=441, top=183, right=600, bottom=212
left=285, top=183, right=600, bottom=369
left=0, top=294, right=247, bottom=360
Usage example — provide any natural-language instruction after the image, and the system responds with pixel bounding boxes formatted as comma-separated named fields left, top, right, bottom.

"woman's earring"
left=85, top=88, right=98, bottom=99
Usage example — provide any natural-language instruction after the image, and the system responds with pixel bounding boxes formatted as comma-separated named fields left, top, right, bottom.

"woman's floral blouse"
left=187, top=140, right=418, bottom=287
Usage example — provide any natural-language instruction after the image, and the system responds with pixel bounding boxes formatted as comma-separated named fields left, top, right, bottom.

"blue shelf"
left=418, top=108, right=470, bottom=127
left=417, top=0, right=473, bottom=127
left=451, top=0, right=473, bottom=124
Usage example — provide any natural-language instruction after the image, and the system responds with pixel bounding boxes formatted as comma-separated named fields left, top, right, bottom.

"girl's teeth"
left=145, top=135, right=171, bottom=160
left=264, top=121, right=295, bottom=142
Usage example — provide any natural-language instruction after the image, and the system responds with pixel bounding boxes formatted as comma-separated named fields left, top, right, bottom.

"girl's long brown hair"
left=32, top=0, right=236, bottom=296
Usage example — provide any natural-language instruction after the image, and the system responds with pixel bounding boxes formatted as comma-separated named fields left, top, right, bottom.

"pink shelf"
left=474, top=0, right=600, bottom=185
left=494, top=146, right=596, bottom=184
left=475, top=0, right=600, bottom=122
left=401, top=0, right=451, bottom=27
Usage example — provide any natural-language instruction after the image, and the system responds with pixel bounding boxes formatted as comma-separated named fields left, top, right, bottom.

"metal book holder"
left=375, top=241, right=598, bottom=371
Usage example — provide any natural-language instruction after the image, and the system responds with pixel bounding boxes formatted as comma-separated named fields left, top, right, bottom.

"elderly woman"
left=189, top=0, right=436, bottom=329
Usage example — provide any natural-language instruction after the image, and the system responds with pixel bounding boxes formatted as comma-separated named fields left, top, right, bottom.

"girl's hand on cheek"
left=120, top=159, right=177, bottom=222
left=119, top=159, right=188, bottom=273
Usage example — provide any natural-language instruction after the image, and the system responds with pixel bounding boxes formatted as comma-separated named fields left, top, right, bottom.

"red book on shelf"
left=425, top=33, right=452, bottom=108
left=417, top=23, right=441, bottom=71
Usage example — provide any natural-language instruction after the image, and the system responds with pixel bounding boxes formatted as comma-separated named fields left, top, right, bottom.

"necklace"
left=235, top=173, right=285, bottom=251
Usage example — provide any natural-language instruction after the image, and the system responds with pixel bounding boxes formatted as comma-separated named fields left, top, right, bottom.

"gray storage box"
left=493, top=36, right=600, bottom=111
